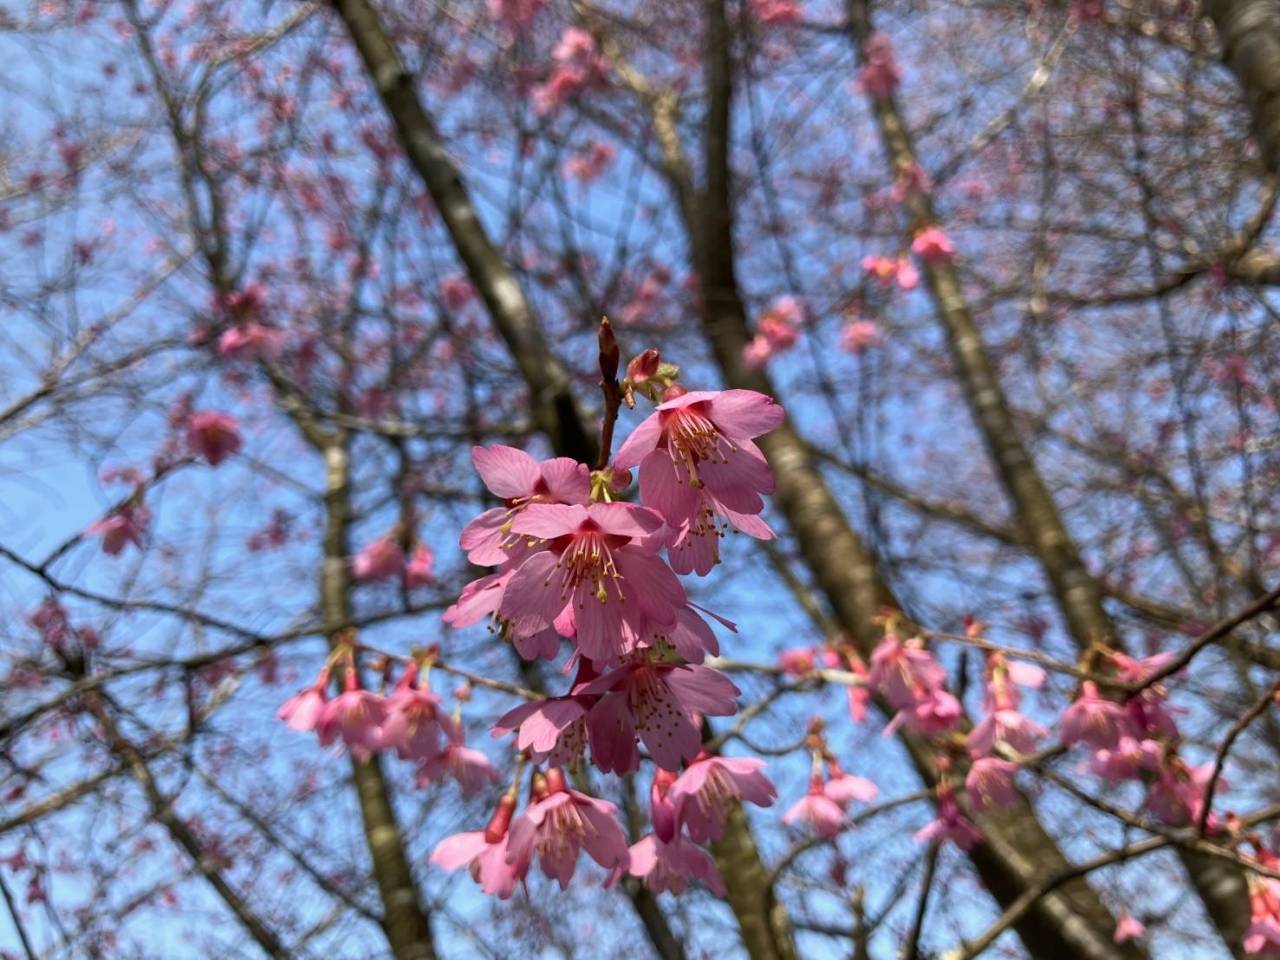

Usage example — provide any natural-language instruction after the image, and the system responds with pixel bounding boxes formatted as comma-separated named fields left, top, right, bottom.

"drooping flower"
left=861, top=254, right=917, bottom=290
left=1113, top=913, right=1146, bottom=944
left=277, top=679, right=328, bottom=733
left=352, top=537, right=404, bottom=582
left=914, top=787, right=981, bottom=850
left=430, top=793, right=527, bottom=899
left=857, top=32, right=902, bottom=99
left=404, top=544, right=435, bottom=588
left=505, top=771, right=630, bottom=888
left=966, top=708, right=1046, bottom=758
left=868, top=634, right=946, bottom=710
left=492, top=694, right=592, bottom=767
left=911, top=226, right=955, bottom=265
left=1247, top=875, right=1280, bottom=956
left=783, top=776, right=846, bottom=839
left=613, top=389, right=784, bottom=543
left=1112, top=652, right=1181, bottom=739
left=315, top=673, right=386, bottom=762
left=418, top=741, right=502, bottom=795
left=579, top=662, right=739, bottom=773
left=822, top=764, right=878, bottom=808
left=964, top=756, right=1019, bottom=813
left=380, top=664, right=458, bottom=761
left=750, top=0, right=803, bottom=24
left=217, top=322, right=284, bottom=361
left=87, top=502, right=150, bottom=556
left=840, top=319, right=882, bottom=354
left=186, top=411, right=242, bottom=466
left=1087, top=735, right=1161, bottom=783
left=624, top=834, right=726, bottom=895
left=459, top=445, right=591, bottom=566
left=1145, top=758, right=1221, bottom=828
left=887, top=688, right=962, bottom=736
left=669, top=754, right=777, bottom=843
left=1060, top=682, right=1130, bottom=751
left=499, top=502, right=684, bottom=664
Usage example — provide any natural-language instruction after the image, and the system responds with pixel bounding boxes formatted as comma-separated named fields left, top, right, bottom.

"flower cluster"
left=278, top=654, right=498, bottom=792
left=431, top=376, right=785, bottom=894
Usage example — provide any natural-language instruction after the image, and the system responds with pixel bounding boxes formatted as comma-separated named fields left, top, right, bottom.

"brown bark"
left=322, top=440, right=438, bottom=960
left=1205, top=0, right=1280, bottom=173
left=843, top=0, right=1250, bottom=950
left=679, top=2, right=1143, bottom=956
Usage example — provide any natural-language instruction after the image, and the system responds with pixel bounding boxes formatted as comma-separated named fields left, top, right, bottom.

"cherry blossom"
left=623, top=834, right=725, bottom=895
left=87, top=502, right=149, bottom=556
left=186, top=411, right=242, bottom=466
left=669, top=754, right=777, bottom=843
left=505, top=771, right=629, bottom=889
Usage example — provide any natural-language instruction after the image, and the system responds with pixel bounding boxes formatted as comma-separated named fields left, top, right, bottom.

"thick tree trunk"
left=1205, top=0, right=1280, bottom=173
left=322, top=441, right=438, bottom=960
left=843, top=0, right=1250, bottom=951
left=682, top=2, right=1143, bottom=957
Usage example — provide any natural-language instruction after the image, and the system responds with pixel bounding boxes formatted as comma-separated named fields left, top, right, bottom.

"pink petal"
left=538, top=457, right=591, bottom=503
left=612, top=412, right=664, bottom=471
left=472, top=445, right=539, bottom=498
left=509, top=502, right=588, bottom=540
left=708, top=389, right=785, bottom=440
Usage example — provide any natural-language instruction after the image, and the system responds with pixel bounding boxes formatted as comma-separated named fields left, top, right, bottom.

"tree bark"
left=843, top=0, right=1250, bottom=951
left=322, top=439, right=437, bottom=960
left=1205, top=0, right=1280, bottom=173
left=681, top=2, right=1144, bottom=956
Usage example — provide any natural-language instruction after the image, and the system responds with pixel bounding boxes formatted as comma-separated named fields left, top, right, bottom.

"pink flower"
left=487, top=0, right=545, bottom=30
left=742, top=335, right=777, bottom=370
left=1060, top=682, right=1130, bottom=750
left=380, top=666, right=458, bottom=761
left=439, top=275, right=474, bottom=310
left=783, top=778, right=846, bottom=839
left=627, top=349, right=661, bottom=385
left=624, top=834, right=725, bottom=895
left=430, top=794, right=526, bottom=899
left=499, top=502, right=683, bottom=664
left=911, top=226, right=955, bottom=265
left=862, top=254, right=918, bottom=290
left=1087, top=735, right=1160, bottom=783
left=669, top=754, right=777, bottom=843
left=352, top=537, right=404, bottom=581
left=750, top=0, right=802, bottom=24
left=506, top=773, right=630, bottom=889
left=840, top=320, right=882, bottom=353
left=613, top=388, right=784, bottom=546
left=1114, top=913, right=1146, bottom=943
left=565, top=141, right=615, bottom=184
left=578, top=662, right=739, bottom=773
left=186, top=411, right=242, bottom=466
left=217, top=322, right=284, bottom=360
left=492, top=695, right=591, bottom=767
left=915, top=789, right=981, bottom=850
left=277, top=681, right=328, bottom=733
left=418, top=742, right=501, bottom=795
left=1145, top=758, right=1221, bottom=828
left=823, top=769, right=878, bottom=808
left=965, top=757, right=1019, bottom=812
left=857, top=32, right=902, bottom=99
left=888, top=688, right=962, bottom=736
left=966, top=709, right=1046, bottom=758
left=779, top=647, right=817, bottom=675
left=1112, top=653, right=1181, bottom=739
left=87, top=502, right=150, bottom=556
left=404, top=544, right=435, bottom=588
left=459, top=445, right=590, bottom=566
left=868, top=635, right=946, bottom=710
left=315, top=677, right=386, bottom=762
left=1247, top=878, right=1280, bottom=955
